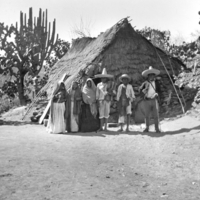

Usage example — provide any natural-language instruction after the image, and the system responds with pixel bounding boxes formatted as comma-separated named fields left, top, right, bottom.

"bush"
left=0, top=95, right=20, bottom=115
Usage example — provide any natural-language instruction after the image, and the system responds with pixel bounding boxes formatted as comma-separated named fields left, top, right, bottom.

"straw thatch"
left=26, top=18, right=184, bottom=123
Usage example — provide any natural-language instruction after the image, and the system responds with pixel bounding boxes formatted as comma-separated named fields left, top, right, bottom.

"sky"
left=1, top=0, right=200, bottom=43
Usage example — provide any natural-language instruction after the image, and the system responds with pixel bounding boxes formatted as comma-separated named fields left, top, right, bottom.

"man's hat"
left=94, top=68, right=113, bottom=78
left=142, top=66, right=160, bottom=77
left=119, top=74, right=131, bottom=82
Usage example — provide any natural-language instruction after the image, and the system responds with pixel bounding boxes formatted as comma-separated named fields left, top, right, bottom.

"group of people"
left=47, top=66, right=162, bottom=134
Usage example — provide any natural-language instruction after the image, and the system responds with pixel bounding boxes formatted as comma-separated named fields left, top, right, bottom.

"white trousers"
left=99, top=100, right=110, bottom=119
left=118, top=102, right=132, bottom=124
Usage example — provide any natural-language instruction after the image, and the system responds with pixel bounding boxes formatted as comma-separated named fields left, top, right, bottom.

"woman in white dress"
left=47, top=81, right=69, bottom=134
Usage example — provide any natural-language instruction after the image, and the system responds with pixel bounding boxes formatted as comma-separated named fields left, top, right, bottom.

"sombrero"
left=94, top=68, right=113, bottom=78
left=142, top=66, right=160, bottom=77
left=119, top=74, right=131, bottom=82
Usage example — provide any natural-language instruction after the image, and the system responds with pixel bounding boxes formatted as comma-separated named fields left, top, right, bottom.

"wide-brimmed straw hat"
left=119, top=74, right=131, bottom=82
left=142, top=66, right=160, bottom=77
left=94, top=68, right=113, bottom=78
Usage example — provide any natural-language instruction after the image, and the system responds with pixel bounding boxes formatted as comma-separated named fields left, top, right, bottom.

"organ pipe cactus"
left=0, top=7, right=59, bottom=105
left=16, top=7, right=58, bottom=76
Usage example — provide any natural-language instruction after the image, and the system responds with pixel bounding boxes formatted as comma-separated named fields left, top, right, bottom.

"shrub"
left=0, top=95, right=20, bottom=115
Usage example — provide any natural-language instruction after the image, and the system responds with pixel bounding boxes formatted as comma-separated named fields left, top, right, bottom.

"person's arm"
left=139, top=82, right=146, bottom=93
left=116, top=84, right=122, bottom=101
left=96, top=85, right=100, bottom=100
left=130, top=85, right=135, bottom=102
left=142, top=82, right=149, bottom=95
left=127, top=85, right=135, bottom=102
left=96, top=85, right=101, bottom=108
left=107, top=82, right=116, bottom=96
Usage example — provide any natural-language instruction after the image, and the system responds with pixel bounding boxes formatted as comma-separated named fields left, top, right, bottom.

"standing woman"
left=47, top=81, right=69, bottom=134
left=82, top=78, right=98, bottom=118
left=81, top=78, right=100, bottom=132
left=67, top=81, right=82, bottom=132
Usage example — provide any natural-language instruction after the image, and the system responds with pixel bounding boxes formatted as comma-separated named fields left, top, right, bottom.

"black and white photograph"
left=0, top=0, right=200, bottom=199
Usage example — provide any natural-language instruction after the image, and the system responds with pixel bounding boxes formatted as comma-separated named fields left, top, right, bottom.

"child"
left=117, top=74, right=135, bottom=132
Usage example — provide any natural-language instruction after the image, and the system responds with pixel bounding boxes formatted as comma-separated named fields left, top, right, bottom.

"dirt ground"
left=1, top=112, right=200, bottom=200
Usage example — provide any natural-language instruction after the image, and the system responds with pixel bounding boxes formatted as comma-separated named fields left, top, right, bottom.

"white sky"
left=1, top=0, right=200, bottom=43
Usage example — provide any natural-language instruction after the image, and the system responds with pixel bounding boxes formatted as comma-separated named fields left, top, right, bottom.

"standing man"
left=140, top=66, right=161, bottom=133
left=95, top=68, right=114, bottom=131
left=117, top=74, right=135, bottom=132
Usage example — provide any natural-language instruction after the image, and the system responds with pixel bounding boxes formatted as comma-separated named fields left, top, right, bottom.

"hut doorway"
left=92, top=77, right=101, bottom=86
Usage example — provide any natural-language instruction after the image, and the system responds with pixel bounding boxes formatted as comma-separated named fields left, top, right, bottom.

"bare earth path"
left=1, top=115, right=200, bottom=200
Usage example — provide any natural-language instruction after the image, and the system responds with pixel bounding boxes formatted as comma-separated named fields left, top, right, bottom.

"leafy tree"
left=1, top=81, right=18, bottom=98
left=136, top=27, right=170, bottom=52
left=0, top=8, right=69, bottom=105
left=136, top=27, right=200, bottom=67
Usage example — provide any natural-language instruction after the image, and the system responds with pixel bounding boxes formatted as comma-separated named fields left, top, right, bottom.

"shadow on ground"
left=59, top=124, right=200, bottom=138
left=0, top=120, right=39, bottom=126
left=1, top=114, right=200, bottom=138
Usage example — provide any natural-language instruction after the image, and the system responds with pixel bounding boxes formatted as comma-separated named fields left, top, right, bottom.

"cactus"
left=0, top=7, right=59, bottom=105
left=16, top=7, right=59, bottom=77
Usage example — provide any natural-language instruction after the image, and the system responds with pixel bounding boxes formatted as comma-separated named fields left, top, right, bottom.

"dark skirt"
left=80, top=103, right=100, bottom=132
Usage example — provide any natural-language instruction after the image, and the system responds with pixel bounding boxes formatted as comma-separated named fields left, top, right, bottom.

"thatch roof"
left=40, top=18, right=183, bottom=98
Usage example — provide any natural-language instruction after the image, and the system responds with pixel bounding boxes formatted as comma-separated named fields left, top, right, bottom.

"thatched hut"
left=28, top=18, right=184, bottom=123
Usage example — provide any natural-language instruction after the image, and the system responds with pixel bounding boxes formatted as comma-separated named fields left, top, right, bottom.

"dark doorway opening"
left=92, top=77, right=101, bottom=86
